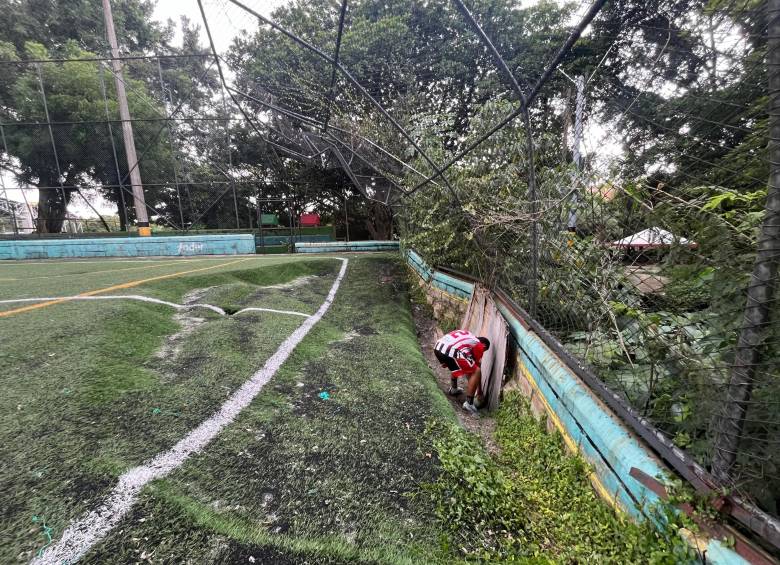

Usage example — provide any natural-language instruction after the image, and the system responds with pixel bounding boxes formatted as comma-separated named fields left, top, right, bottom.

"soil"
left=411, top=302, right=500, bottom=455
left=154, top=286, right=216, bottom=360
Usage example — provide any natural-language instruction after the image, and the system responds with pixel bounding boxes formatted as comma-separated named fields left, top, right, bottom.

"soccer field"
left=0, top=254, right=455, bottom=564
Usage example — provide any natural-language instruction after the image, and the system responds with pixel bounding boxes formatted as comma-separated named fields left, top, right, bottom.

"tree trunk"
left=36, top=187, right=69, bottom=233
left=116, top=186, right=128, bottom=231
left=365, top=201, right=393, bottom=240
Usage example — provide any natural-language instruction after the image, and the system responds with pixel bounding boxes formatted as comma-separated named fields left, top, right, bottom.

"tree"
left=0, top=41, right=176, bottom=232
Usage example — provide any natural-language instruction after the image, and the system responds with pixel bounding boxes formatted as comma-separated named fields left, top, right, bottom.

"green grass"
left=0, top=255, right=327, bottom=303
left=0, top=253, right=685, bottom=564
left=83, top=257, right=456, bottom=564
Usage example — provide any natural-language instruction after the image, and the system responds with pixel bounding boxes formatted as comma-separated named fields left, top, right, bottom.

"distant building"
left=0, top=197, right=34, bottom=234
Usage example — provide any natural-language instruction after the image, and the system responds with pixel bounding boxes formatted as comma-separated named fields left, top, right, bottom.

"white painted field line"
left=0, top=295, right=311, bottom=318
left=234, top=306, right=310, bottom=318
left=31, top=258, right=348, bottom=565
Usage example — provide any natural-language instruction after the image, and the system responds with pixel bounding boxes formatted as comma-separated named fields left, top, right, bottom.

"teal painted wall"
left=257, top=234, right=332, bottom=246
left=295, top=241, right=400, bottom=253
left=0, top=234, right=255, bottom=260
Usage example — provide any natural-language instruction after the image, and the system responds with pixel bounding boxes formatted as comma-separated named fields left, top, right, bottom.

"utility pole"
left=567, top=74, right=584, bottom=233
left=102, top=0, right=150, bottom=236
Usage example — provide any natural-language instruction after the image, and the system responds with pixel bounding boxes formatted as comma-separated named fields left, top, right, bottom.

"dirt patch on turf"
left=263, top=274, right=318, bottom=290
left=411, top=302, right=499, bottom=455
left=154, top=286, right=221, bottom=361
left=154, top=312, right=207, bottom=361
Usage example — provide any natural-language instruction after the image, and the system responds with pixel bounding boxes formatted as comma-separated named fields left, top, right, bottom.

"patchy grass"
left=0, top=254, right=687, bottom=564
left=83, top=257, right=455, bottom=564
left=427, top=391, right=698, bottom=563
left=0, top=255, right=327, bottom=303
left=0, top=255, right=456, bottom=563
left=0, top=256, right=349, bottom=562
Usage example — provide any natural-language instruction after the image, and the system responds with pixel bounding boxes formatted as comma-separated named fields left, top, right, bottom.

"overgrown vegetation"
left=427, top=392, right=698, bottom=563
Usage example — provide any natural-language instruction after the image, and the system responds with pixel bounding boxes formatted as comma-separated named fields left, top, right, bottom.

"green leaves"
left=426, top=393, right=697, bottom=562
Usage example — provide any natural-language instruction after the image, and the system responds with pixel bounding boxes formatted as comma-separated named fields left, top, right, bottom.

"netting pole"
left=98, top=66, right=129, bottom=231
left=288, top=197, right=294, bottom=253
left=711, top=0, right=780, bottom=483
left=219, top=86, right=239, bottom=230
left=258, top=184, right=265, bottom=254
left=156, top=57, right=185, bottom=231
left=344, top=189, right=350, bottom=242
left=102, top=0, right=150, bottom=236
left=567, top=74, right=584, bottom=233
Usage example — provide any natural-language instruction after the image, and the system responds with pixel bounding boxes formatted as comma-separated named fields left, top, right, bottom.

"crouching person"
left=434, top=329, right=490, bottom=415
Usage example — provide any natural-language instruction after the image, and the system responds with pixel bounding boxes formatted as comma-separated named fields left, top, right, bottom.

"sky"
left=154, top=0, right=287, bottom=53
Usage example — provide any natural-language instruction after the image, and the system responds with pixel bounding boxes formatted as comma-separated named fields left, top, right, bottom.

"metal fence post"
left=567, top=74, right=584, bottom=232
left=344, top=189, right=350, bottom=242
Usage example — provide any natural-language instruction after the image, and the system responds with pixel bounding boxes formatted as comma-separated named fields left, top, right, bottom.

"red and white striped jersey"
left=434, top=330, right=486, bottom=377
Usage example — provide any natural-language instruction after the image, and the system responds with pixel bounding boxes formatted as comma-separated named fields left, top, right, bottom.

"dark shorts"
left=434, top=349, right=459, bottom=374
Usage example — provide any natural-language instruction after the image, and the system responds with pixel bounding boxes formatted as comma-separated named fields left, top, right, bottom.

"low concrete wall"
left=295, top=240, right=400, bottom=253
left=0, top=234, right=255, bottom=260
left=404, top=247, right=749, bottom=564
left=406, top=249, right=471, bottom=322
left=257, top=234, right=333, bottom=246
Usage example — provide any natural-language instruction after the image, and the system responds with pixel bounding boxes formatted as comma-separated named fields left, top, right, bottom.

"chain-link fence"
left=0, top=50, right=362, bottom=240
left=388, top=0, right=779, bottom=547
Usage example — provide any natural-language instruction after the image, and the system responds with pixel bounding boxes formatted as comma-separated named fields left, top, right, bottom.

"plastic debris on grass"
left=318, top=391, right=330, bottom=400
left=31, top=516, right=53, bottom=557
left=151, top=407, right=180, bottom=417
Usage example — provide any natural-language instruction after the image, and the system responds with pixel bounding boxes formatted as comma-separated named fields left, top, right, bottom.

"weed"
left=427, top=392, right=699, bottom=563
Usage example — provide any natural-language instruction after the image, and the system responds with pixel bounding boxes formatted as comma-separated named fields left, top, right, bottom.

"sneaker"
left=447, top=386, right=463, bottom=396
left=462, top=401, right=479, bottom=415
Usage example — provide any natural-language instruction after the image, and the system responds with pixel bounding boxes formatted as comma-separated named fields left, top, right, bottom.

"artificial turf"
left=0, top=255, right=455, bottom=563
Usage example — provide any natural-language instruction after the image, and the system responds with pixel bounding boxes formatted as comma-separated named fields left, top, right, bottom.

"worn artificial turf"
left=0, top=255, right=327, bottom=304
left=0, top=255, right=455, bottom=563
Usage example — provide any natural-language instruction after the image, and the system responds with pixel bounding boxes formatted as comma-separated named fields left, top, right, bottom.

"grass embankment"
left=428, top=392, right=697, bottom=563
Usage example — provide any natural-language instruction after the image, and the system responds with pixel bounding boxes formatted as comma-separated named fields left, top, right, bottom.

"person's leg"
left=436, top=350, right=462, bottom=395
left=465, top=369, right=481, bottom=406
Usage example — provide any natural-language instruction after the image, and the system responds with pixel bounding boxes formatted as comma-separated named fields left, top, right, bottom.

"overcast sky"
left=154, top=0, right=289, bottom=54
